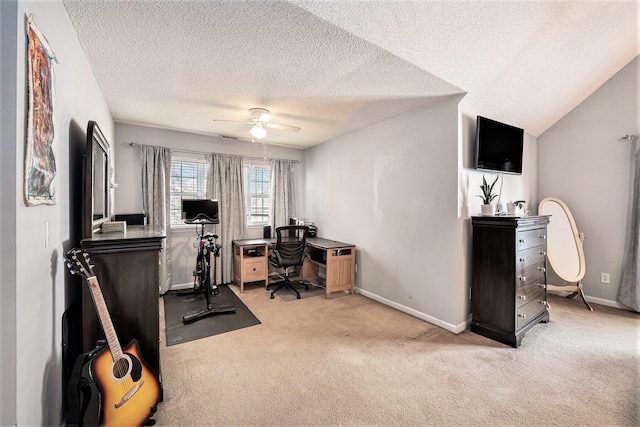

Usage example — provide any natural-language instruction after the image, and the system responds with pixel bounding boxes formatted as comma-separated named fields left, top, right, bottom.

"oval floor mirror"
left=538, top=197, right=593, bottom=311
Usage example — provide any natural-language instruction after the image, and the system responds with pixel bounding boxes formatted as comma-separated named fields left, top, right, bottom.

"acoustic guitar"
left=65, top=248, right=160, bottom=426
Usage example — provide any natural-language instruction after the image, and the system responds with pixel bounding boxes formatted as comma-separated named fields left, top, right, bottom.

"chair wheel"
left=270, top=294, right=274, bottom=299
left=297, top=294, right=301, bottom=299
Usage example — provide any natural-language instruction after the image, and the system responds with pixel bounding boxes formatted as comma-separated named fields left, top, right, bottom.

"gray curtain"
left=207, top=153, right=246, bottom=285
left=270, top=159, right=296, bottom=231
left=618, top=140, right=640, bottom=311
left=140, top=145, right=172, bottom=294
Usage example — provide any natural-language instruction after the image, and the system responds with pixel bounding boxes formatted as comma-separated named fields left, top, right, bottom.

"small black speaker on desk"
left=263, top=225, right=271, bottom=238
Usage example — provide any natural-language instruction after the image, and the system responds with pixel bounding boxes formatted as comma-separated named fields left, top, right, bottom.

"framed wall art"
left=25, top=14, right=57, bottom=206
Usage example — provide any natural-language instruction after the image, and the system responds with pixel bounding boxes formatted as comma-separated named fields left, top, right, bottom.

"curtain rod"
left=128, top=141, right=299, bottom=163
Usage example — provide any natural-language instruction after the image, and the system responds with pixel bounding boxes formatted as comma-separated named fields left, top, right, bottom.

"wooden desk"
left=232, top=237, right=356, bottom=299
left=303, top=238, right=355, bottom=299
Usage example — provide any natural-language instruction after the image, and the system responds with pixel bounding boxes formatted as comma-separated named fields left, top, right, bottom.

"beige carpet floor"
left=154, top=287, right=639, bottom=426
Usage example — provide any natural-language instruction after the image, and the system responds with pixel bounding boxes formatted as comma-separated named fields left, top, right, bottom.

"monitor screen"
left=476, top=116, right=524, bottom=175
left=182, top=199, right=219, bottom=223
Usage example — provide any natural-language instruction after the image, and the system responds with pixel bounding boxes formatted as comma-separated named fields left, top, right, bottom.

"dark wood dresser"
left=80, top=225, right=165, bottom=384
left=471, top=215, right=550, bottom=347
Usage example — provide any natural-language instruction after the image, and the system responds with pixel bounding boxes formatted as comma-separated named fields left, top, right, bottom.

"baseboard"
left=585, top=295, right=630, bottom=310
left=354, top=287, right=469, bottom=334
left=547, top=290, right=630, bottom=310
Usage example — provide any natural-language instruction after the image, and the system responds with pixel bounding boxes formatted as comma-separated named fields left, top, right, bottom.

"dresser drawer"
left=517, top=246, right=546, bottom=268
left=517, top=298, right=547, bottom=329
left=516, top=262, right=546, bottom=290
left=516, top=282, right=546, bottom=308
left=517, top=228, right=547, bottom=250
left=244, top=259, right=266, bottom=281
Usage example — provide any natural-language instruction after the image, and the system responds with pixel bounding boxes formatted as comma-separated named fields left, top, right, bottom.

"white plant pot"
left=481, top=204, right=495, bottom=216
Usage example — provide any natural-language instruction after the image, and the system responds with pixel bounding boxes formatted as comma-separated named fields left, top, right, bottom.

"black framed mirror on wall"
left=83, top=120, right=110, bottom=239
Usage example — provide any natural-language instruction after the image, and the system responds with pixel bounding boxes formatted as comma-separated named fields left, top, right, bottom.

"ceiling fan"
left=213, top=108, right=300, bottom=140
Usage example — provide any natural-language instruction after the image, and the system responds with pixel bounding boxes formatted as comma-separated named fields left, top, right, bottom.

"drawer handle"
left=518, top=295, right=526, bottom=300
left=537, top=267, right=546, bottom=273
left=540, top=235, right=547, bottom=239
left=519, top=239, right=526, bottom=244
left=252, top=268, right=256, bottom=272
left=519, top=257, right=526, bottom=262
left=538, top=251, right=547, bottom=256
left=518, top=314, right=527, bottom=319
left=538, top=283, right=546, bottom=289
left=519, top=276, right=526, bottom=282
left=539, top=300, right=547, bottom=305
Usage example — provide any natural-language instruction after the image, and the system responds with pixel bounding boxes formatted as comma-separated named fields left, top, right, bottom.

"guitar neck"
left=86, top=276, right=123, bottom=360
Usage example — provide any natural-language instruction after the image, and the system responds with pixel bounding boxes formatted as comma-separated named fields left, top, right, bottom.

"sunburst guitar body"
left=65, top=248, right=160, bottom=426
left=90, top=338, right=159, bottom=426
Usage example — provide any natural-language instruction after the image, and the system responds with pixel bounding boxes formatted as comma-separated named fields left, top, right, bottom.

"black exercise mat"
left=163, top=285, right=261, bottom=346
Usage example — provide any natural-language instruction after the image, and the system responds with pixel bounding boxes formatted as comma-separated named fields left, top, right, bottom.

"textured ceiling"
left=62, top=0, right=639, bottom=148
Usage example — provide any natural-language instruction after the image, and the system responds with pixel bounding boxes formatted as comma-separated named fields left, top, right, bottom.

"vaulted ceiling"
left=62, top=0, right=639, bottom=148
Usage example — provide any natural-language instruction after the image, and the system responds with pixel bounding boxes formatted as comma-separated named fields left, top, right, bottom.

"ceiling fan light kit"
left=213, top=107, right=301, bottom=141
left=250, top=122, right=267, bottom=139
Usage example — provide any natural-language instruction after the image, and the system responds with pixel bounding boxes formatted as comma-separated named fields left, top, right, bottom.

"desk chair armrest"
left=270, top=249, right=284, bottom=266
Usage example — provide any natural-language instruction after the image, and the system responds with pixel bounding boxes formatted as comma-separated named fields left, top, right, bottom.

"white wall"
left=538, top=55, right=639, bottom=307
left=304, top=95, right=468, bottom=331
left=2, top=1, right=114, bottom=425
left=113, top=123, right=305, bottom=288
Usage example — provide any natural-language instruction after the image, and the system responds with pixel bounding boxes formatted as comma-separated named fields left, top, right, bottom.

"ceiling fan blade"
left=212, top=119, right=254, bottom=125
left=257, top=112, right=274, bottom=123
left=266, top=122, right=300, bottom=132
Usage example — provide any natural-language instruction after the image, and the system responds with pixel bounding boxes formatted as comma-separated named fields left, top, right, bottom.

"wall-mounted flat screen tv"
left=182, top=199, right=219, bottom=224
left=475, top=116, right=524, bottom=175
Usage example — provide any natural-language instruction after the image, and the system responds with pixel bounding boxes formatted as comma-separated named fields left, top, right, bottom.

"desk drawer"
left=244, top=259, right=266, bottom=281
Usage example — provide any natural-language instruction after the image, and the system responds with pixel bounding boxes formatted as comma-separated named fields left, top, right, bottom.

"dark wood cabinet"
left=80, top=225, right=165, bottom=383
left=471, top=215, right=550, bottom=348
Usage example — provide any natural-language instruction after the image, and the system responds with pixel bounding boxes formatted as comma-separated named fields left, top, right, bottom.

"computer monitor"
left=182, top=199, right=219, bottom=224
left=289, top=217, right=298, bottom=237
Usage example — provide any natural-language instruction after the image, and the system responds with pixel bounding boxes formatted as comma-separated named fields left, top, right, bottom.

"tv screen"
left=182, top=199, right=219, bottom=223
left=475, top=116, right=524, bottom=174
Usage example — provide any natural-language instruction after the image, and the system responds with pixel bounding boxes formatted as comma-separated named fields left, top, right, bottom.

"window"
left=244, top=162, right=271, bottom=226
left=170, top=159, right=208, bottom=226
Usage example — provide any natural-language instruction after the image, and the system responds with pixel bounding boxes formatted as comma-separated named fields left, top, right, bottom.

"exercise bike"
left=181, top=222, right=236, bottom=324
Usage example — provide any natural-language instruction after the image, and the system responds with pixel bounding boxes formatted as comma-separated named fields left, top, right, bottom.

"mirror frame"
left=538, top=197, right=586, bottom=283
left=83, top=121, right=111, bottom=238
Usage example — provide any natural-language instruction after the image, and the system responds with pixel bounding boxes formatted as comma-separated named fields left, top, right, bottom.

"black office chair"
left=267, top=225, right=310, bottom=300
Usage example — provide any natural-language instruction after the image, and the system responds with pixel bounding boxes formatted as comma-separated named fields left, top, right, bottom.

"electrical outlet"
left=601, top=273, right=610, bottom=284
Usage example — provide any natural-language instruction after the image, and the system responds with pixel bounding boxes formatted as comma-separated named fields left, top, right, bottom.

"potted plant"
left=507, top=200, right=526, bottom=215
left=477, top=175, right=499, bottom=216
